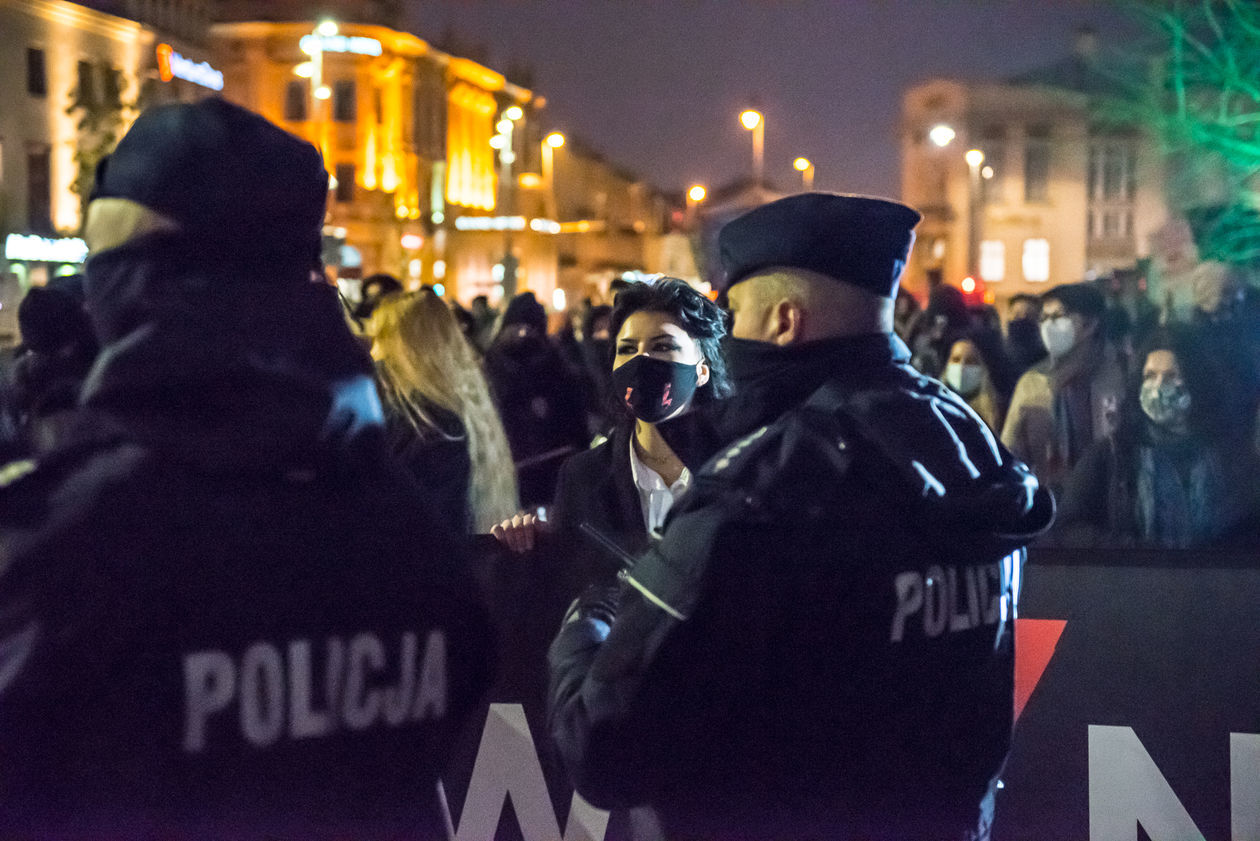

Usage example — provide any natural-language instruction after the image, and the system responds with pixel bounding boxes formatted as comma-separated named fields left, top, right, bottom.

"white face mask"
left=944, top=362, right=984, bottom=397
left=1040, top=316, right=1078, bottom=359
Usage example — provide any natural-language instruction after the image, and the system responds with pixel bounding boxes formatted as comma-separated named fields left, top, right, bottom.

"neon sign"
left=156, top=44, right=224, bottom=91
left=4, top=234, right=89, bottom=264
left=299, top=34, right=383, bottom=57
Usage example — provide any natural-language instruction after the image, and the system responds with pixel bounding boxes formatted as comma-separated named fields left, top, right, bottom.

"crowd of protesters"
left=896, top=272, right=1260, bottom=550
left=0, top=97, right=1255, bottom=840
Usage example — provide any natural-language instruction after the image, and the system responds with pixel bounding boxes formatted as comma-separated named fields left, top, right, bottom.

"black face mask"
left=610, top=355, right=699, bottom=423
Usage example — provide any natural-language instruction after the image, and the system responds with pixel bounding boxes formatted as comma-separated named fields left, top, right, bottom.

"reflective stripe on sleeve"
left=623, top=574, right=688, bottom=621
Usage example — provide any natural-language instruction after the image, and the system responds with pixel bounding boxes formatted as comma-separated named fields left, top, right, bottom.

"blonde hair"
left=372, top=291, right=519, bottom=531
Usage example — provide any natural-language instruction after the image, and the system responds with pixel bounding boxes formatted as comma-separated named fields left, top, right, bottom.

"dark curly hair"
left=609, top=277, right=732, bottom=400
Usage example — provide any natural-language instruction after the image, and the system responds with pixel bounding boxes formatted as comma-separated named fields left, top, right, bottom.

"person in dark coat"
left=7, top=273, right=99, bottom=454
left=548, top=193, right=1055, bottom=841
left=0, top=98, right=493, bottom=840
left=370, top=288, right=519, bottom=533
left=1055, top=327, right=1260, bottom=548
left=483, top=291, right=590, bottom=508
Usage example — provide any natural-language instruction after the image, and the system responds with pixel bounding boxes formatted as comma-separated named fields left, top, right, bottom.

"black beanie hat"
left=719, top=192, right=922, bottom=297
left=90, top=97, right=328, bottom=271
left=501, top=292, right=547, bottom=334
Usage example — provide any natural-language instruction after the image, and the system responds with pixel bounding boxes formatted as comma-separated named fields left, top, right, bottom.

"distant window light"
left=1022, top=239, right=1050, bottom=283
left=332, top=80, right=356, bottom=123
left=334, top=163, right=355, bottom=203
left=980, top=240, right=1006, bottom=282
left=284, top=80, right=308, bottom=122
left=1024, top=136, right=1050, bottom=203
left=27, top=48, right=46, bottom=97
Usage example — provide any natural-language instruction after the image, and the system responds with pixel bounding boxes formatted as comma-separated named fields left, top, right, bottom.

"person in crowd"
left=1004, top=292, right=1047, bottom=377
left=1002, top=281, right=1126, bottom=493
left=7, top=273, right=99, bottom=455
left=494, top=278, right=730, bottom=580
left=0, top=98, right=492, bottom=839
left=943, top=332, right=1010, bottom=433
left=1055, top=328, right=1260, bottom=548
left=910, top=283, right=972, bottom=377
left=893, top=286, right=922, bottom=342
left=469, top=294, right=497, bottom=352
left=371, top=288, right=519, bottom=532
left=484, top=291, right=590, bottom=508
left=577, top=303, right=616, bottom=433
left=548, top=193, right=1054, bottom=841
left=352, top=271, right=403, bottom=322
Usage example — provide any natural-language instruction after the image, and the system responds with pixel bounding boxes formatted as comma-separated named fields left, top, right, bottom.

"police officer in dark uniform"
left=0, top=99, right=492, bottom=839
left=548, top=193, right=1055, bottom=841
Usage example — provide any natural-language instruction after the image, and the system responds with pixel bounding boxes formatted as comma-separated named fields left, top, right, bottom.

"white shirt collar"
left=628, top=436, right=691, bottom=534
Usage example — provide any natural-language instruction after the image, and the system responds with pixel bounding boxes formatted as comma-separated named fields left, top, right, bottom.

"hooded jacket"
left=548, top=333, right=1054, bottom=841
left=0, top=233, right=493, bottom=840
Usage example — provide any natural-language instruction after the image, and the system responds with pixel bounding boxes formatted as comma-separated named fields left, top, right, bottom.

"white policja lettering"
left=182, top=630, right=447, bottom=753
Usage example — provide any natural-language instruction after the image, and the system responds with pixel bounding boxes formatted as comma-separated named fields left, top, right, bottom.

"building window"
left=333, top=80, right=356, bottom=123
left=27, top=145, right=53, bottom=234
left=334, top=163, right=355, bottom=203
left=446, top=82, right=497, bottom=210
left=285, top=81, right=308, bottom=122
left=1022, top=238, right=1050, bottom=282
left=27, top=48, right=47, bottom=97
left=77, top=60, right=97, bottom=108
left=1024, top=125, right=1050, bottom=203
left=980, top=240, right=1006, bottom=282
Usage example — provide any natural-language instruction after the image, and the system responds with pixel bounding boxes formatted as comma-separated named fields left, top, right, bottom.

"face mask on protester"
left=1140, top=382, right=1192, bottom=429
left=610, top=355, right=700, bottom=423
left=1040, top=316, right=1078, bottom=359
left=944, top=362, right=984, bottom=397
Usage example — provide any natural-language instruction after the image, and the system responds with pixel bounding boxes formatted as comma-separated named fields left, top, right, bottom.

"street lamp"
left=740, top=109, right=764, bottom=185
left=965, top=149, right=985, bottom=279
left=494, top=106, right=525, bottom=297
left=929, top=124, right=956, bottom=147
left=793, top=157, right=815, bottom=191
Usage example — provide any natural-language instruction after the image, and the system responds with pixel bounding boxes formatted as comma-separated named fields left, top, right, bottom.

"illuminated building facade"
left=0, top=0, right=226, bottom=344
left=899, top=34, right=1169, bottom=305
left=210, top=17, right=556, bottom=304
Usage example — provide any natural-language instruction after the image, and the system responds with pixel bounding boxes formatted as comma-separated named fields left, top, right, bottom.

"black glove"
left=562, top=583, right=623, bottom=629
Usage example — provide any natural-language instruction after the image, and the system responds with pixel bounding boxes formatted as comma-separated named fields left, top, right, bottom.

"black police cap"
left=719, top=192, right=922, bottom=297
left=90, top=97, right=328, bottom=270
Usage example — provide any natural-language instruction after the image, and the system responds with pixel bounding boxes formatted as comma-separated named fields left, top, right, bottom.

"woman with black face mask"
left=493, top=277, right=730, bottom=569
left=1054, top=328, right=1260, bottom=549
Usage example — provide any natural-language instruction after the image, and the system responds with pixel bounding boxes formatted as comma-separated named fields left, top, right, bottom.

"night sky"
left=408, top=0, right=1148, bottom=199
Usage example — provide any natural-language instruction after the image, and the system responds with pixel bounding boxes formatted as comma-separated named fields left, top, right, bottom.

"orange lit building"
left=209, top=16, right=565, bottom=305
left=0, top=0, right=224, bottom=344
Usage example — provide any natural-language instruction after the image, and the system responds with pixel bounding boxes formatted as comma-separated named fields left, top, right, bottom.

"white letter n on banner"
left=454, top=703, right=610, bottom=841
left=1088, top=725, right=1204, bottom=841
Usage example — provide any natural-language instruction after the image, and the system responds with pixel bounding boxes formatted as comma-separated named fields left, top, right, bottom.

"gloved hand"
left=562, top=583, right=623, bottom=631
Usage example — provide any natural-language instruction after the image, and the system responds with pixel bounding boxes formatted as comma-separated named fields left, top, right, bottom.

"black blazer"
left=550, top=423, right=647, bottom=588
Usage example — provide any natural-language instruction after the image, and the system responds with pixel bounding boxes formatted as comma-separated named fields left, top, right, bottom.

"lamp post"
left=740, top=109, right=764, bottom=185
left=494, top=107, right=523, bottom=298
left=793, top=157, right=814, bottom=191
left=542, top=131, right=564, bottom=222
left=965, top=148, right=985, bottom=281
left=686, top=183, right=706, bottom=228
left=298, top=19, right=336, bottom=168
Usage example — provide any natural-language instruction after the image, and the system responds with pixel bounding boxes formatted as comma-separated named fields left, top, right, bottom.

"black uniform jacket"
left=550, top=423, right=648, bottom=588
left=0, top=244, right=493, bottom=840
left=548, top=333, right=1055, bottom=841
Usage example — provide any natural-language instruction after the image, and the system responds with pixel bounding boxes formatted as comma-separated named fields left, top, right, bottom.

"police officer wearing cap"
left=0, top=99, right=492, bottom=839
left=548, top=192, right=1055, bottom=841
